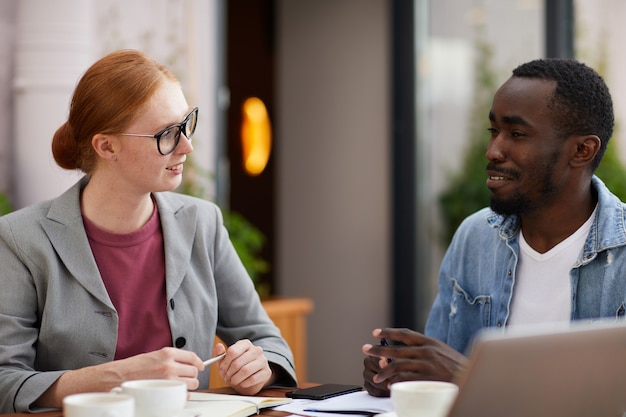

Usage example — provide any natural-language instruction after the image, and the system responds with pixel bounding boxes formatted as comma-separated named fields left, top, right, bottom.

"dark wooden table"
left=0, top=382, right=318, bottom=417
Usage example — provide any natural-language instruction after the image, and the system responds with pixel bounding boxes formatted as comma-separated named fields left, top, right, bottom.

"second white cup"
left=112, top=379, right=187, bottom=417
left=391, top=380, right=458, bottom=417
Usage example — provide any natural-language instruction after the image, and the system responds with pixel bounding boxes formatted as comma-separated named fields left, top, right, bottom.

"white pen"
left=202, top=353, right=225, bottom=367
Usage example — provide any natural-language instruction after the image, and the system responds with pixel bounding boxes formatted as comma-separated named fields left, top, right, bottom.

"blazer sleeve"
left=208, top=203, right=297, bottom=387
left=0, top=215, right=67, bottom=413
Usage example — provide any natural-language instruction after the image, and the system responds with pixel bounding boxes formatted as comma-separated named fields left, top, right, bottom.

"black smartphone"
left=286, top=383, right=363, bottom=400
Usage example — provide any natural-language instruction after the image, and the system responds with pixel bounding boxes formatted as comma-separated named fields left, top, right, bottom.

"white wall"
left=13, top=0, right=90, bottom=207
left=276, top=0, right=391, bottom=385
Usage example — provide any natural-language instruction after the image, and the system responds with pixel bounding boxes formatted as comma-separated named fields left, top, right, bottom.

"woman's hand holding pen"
left=107, top=347, right=205, bottom=389
left=361, top=328, right=468, bottom=397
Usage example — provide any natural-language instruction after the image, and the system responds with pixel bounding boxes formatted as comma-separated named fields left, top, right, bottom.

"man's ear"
left=571, top=135, right=601, bottom=168
left=92, top=133, right=118, bottom=161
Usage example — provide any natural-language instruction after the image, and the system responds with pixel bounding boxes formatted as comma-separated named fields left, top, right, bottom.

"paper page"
left=273, top=391, right=394, bottom=416
left=185, top=392, right=292, bottom=417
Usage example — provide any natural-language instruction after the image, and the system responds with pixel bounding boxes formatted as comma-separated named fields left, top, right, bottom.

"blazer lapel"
left=40, top=178, right=114, bottom=309
left=154, top=192, right=196, bottom=299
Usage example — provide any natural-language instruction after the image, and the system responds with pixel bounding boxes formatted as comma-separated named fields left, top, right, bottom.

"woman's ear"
left=92, top=133, right=118, bottom=161
left=571, top=134, right=601, bottom=168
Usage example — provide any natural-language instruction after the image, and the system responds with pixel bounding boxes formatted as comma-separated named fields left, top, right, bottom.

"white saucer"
left=375, top=412, right=396, bottom=417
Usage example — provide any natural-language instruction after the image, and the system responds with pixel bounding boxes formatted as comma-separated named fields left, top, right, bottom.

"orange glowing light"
left=241, top=97, right=272, bottom=176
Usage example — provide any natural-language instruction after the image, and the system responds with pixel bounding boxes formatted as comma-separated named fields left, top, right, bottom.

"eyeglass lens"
left=158, top=108, right=198, bottom=155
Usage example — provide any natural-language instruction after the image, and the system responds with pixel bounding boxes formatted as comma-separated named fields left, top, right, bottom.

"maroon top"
left=83, top=204, right=172, bottom=359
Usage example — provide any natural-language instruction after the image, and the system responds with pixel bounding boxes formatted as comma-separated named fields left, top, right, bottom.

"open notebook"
left=185, top=392, right=292, bottom=417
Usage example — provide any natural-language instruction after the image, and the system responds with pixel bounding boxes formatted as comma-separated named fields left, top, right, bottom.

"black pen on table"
left=380, top=338, right=392, bottom=364
left=303, top=409, right=381, bottom=416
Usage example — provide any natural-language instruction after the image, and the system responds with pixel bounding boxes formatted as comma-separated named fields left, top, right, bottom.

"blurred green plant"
left=223, top=211, right=271, bottom=298
left=0, top=192, right=12, bottom=216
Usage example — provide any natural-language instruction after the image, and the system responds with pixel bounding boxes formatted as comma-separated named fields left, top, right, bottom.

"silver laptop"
left=447, top=320, right=626, bottom=417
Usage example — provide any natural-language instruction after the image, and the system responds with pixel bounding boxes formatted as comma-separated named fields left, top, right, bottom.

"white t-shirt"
left=508, top=207, right=597, bottom=327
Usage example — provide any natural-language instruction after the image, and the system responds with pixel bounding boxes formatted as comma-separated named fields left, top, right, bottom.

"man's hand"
left=362, top=328, right=467, bottom=397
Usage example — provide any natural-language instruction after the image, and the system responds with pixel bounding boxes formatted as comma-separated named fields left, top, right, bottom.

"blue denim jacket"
left=425, top=176, right=626, bottom=354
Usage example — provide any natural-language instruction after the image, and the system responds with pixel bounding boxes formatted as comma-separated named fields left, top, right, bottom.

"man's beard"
left=489, top=179, right=558, bottom=216
left=490, top=193, right=531, bottom=216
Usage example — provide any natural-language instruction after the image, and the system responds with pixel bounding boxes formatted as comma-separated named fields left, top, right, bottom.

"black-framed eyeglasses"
left=117, top=107, right=198, bottom=155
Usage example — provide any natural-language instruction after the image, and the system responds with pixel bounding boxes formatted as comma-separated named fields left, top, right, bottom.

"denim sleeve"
left=424, top=209, right=497, bottom=355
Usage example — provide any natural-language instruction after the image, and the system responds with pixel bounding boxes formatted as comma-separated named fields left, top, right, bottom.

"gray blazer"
left=0, top=177, right=296, bottom=413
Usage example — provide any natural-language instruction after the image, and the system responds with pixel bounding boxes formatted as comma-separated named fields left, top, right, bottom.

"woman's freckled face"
left=113, top=80, right=194, bottom=194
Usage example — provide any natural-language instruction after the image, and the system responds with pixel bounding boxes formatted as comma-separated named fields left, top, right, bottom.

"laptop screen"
left=446, top=321, right=626, bottom=417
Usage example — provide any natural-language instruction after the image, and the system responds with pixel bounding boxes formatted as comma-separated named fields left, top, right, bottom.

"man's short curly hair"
left=512, top=59, right=614, bottom=171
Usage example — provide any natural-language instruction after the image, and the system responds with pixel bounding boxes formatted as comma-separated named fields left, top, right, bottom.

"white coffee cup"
left=111, top=379, right=187, bottom=417
left=391, top=380, right=458, bottom=417
left=63, top=392, right=135, bottom=417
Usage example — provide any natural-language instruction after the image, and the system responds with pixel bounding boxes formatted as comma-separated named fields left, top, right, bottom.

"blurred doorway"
left=226, top=0, right=276, bottom=294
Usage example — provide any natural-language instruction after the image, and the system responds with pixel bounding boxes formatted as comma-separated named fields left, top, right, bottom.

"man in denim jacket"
left=363, top=58, right=624, bottom=396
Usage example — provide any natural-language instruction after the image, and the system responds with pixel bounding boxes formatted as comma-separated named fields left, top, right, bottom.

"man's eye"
left=487, top=127, right=498, bottom=135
